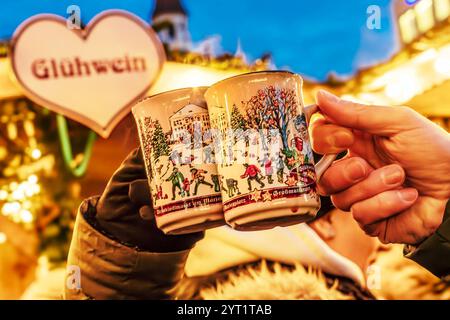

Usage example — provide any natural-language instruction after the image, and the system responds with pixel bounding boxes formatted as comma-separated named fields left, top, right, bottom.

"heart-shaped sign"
left=11, top=10, right=165, bottom=138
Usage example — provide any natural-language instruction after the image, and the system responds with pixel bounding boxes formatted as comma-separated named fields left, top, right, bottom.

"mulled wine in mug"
left=132, top=87, right=224, bottom=234
left=205, top=71, right=336, bottom=231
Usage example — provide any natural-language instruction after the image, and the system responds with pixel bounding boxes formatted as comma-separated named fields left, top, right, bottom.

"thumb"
left=316, top=90, right=416, bottom=136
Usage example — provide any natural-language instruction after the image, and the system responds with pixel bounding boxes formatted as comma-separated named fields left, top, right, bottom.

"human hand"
left=95, top=148, right=204, bottom=252
left=310, top=90, right=450, bottom=244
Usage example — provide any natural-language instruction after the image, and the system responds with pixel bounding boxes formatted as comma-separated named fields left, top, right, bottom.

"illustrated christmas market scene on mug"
left=209, top=85, right=319, bottom=212
left=137, top=85, right=319, bottom=216
left=137, top=102, right=222, bottom=215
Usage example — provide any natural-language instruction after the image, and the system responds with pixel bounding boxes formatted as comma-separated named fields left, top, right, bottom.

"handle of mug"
left=303, top=104, right=337, bottom=180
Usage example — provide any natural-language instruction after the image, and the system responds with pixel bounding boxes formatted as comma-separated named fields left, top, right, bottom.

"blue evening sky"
left=0, top=0, right=399, bottom=81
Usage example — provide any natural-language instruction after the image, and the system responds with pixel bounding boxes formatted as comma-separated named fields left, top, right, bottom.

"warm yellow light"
left=384, top=70, right=421, bottom=103
left=415, top=0, right=435, bottom=32
left=22, top=201, right=32, bottom=210
left=32, top=184, right=41, bottom=195
left=24, top=187, right=35, bottom=197
left=0, top=232, right=6, bottom=244
left=28, top=174, right=38, bottom=184
left=413, top=48, right=437, bottom=64
left=20, top=209, right=33, bottom=224
left=399, top=10, right=418, bottom=44
left=12, top=189, right=25, bottom=201
left=31, top=148, right=42, bottom=159
left=148, top=62, right=242, bottom=96
left=2, top=201, right=21, bottom=216
left=434, top=0, right=450, bottom=21
left=9, top=182, right=18, bottom=191
left=435, top=47, right=450, bottom=76
left=0, top=190, right=8, bottom=200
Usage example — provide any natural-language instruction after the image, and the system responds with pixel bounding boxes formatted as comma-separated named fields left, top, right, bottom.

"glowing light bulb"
left=31, top=148, right=42, bottom=159
left=2, top=202, right=21, bottom=216
left=20, top=209, right=33, bottom=223
left=25, top=188, right=35, bottom=197
left=28, top=175, right=38, bottom=184
left=12, top=189, right=25, bottom=200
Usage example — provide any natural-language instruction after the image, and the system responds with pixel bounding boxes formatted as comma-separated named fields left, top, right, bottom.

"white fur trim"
left=187, top=224, right=366, bottom=287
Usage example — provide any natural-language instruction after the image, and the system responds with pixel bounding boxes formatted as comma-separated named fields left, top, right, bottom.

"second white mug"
left=205, top=71, right=335, bottom=231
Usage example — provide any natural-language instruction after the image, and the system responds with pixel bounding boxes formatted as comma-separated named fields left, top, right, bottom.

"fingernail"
left=381, top=166, right=403, bottom=186
left=399, top=189, right=417, bottom=202
left=318, top=90, right=340, bottom=103
left=345, top=159, right=367, bottom=182
left=329, top=131, right=354, bottom=148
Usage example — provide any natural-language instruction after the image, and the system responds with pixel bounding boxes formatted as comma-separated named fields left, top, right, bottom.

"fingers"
left=315, top=90, right=417, bottom=136
left=351, top=188, right=418, bottom=227
left=331, top=164, right=406, bottom=211
left=357, top=196, right=445, bottom=244
left=309, top=112, right=355, bottom=154
left=318, top=157, right=373, bottom=195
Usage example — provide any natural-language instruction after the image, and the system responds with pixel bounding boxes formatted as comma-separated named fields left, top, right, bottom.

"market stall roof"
left=339, top=20, right=450, bottom=117
left=408, top=79, right=450, bottom=117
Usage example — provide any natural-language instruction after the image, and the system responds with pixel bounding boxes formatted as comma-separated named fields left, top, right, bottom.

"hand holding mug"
left=310, top=90, right=450, bottom=244
left=133, top=87, right=224, bottom=235
left=205, top=71, right=335, bottom=230
left=95, top=148, right=204, bottom=252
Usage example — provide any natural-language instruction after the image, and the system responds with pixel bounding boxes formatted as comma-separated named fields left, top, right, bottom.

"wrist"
left=90, top=198, right=204, bottom=253
left=82, top=197, right=142, bottom=249
left=405, top=207, right=450, bottom=278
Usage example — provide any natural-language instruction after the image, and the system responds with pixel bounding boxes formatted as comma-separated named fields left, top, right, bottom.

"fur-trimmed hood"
left=199, top=262, right=352, bottom=300
left=22, top=247, right=450, bottom=300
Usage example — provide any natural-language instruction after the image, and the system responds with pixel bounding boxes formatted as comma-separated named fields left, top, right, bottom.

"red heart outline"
left=10, top=10, right=166, bottom=138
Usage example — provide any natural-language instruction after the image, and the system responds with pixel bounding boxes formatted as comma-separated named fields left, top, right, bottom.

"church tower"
left=152, top=0, right=191, bottom=51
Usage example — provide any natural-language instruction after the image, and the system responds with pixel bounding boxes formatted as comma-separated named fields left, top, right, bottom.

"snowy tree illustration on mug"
left=227, top=85, right=315, bottom=192
left=133, top=88, right=225, bottom=234
left=139, top=103, right=219, bottom=203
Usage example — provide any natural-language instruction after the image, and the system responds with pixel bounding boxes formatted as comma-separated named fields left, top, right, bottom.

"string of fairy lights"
left=0, top=101, right=44, bottom=228
left=0, top=100, right=63, bottom=288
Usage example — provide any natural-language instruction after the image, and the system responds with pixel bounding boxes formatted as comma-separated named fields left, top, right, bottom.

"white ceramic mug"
left=205, top=71, right=336, bottom=231
left=132, top=87, right=225, bottom=234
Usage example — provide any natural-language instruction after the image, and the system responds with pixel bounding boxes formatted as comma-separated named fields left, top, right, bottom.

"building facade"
left=169, top=104, right=210, bottom=140
left=152, top=0, right=191, bottom=51
left=394, top=0, right=450, bottom=45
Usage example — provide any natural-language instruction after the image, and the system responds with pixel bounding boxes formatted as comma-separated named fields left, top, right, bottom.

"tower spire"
left=152, top=0, right=191, bottom=51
